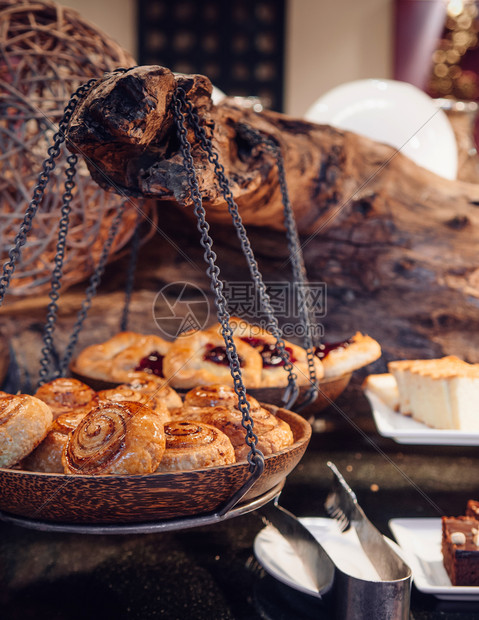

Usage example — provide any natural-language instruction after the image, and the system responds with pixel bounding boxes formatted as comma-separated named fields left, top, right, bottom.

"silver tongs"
left=259, top=462, right=412, bottom=620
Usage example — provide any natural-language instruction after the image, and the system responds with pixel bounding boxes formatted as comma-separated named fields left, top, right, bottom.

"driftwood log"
left=22, top=64, right=475, bottom=370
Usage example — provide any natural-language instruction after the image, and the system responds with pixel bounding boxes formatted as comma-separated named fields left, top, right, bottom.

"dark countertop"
left=1, top=378, right=479, bottom=620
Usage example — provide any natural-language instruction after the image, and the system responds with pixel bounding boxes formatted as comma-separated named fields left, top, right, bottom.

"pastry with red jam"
left=315, top=331, right=381, bottom=378
left=207, top=318, right=323, bottom=387
left=72, top=331, right=171, bottom=383
left=162, top=329, right=263, bottom=389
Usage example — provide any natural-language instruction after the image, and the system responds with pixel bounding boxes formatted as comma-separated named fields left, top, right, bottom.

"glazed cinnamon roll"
left=156, top=421, right=235, bottom=471
left=97, top=385, right=170, bottom=424
left=177, top=384, right=262, bottom=420
left=162, top=329, right=262, bottom=389
left=120, top=373, right=182, bottom=411
left=63, top=401, right=166, bottom=475
left=208, top=318, right=324, bottom=387
left=34, top=378, right=98, bottom=420
left=192, top=404, right=294, bottom=461
left=22, top=411, right=86, bottom=473
left=0, top=394, right=53, bottom=468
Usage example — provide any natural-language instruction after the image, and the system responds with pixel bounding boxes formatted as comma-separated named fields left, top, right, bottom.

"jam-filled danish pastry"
left=34, top=378, right=98, bottom=420
left=162, top=330, right=262, bottom=389
left=63, top=400, right=166, bottom=475
left=73, top=331, right=141, bottom=381
left=109, top=335, right=170, bottom=382
left=155, top=421, right=235, bottom=471
left=314, top=332, right=381, bottom=378
left=207, top=319, right=324, bottom=387
left=22, top=411, right=86, bottom=473
left=0, top=394, right=53, bottom=468
left=72, top=331, right=170, bottom=383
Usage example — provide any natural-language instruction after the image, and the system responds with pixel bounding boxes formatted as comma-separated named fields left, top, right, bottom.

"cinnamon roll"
left=177, top=384, right=262, bottom=420
left=162, top=329, right=262, bottom=389
left=207, top=319, right=324, bottom=387
left=192, top=404, right=294, bottom=461
left=97, top=385, right=170, bottom=424
left=22, top=411, right=86, bottom=473
left=34, top=378, right=98, bottom=420
left=0, top=394, right=53, bottom=468
left=156, top=421, right=235, bottom=472
left=119, top=373, right=182, bottom=411
left=63, top=401, right=166, bottom=475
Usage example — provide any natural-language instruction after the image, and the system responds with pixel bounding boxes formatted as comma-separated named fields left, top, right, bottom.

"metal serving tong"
left=259, top=462, right=412, bottom=620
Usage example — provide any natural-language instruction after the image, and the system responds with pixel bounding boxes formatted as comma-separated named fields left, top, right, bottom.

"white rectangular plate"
left=389, top=518, right=479, bottom=600
left=364, top=390, right=479, bottom=445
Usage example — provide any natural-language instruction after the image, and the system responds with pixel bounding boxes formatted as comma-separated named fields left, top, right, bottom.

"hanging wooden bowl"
left=0, top=406, right=310, bottom=525
left=247, top=373, right=352, bottom=413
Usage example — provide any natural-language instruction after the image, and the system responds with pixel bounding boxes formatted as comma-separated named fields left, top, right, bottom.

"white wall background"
left=57, top=0, right=393, bottom=117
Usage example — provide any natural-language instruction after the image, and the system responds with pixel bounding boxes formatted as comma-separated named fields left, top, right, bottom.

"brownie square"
left=442, top=516, right=479, bottom=586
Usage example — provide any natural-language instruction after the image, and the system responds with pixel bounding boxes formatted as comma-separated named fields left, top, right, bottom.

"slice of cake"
left=441, top=516, right=479, bottom=586
left=388, top=356, right=464, bottom=417
left=362, top=373, right=399, bottom=411
left=388, top=356, right=479, bottom=430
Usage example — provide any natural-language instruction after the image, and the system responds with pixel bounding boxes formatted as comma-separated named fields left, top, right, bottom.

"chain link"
left=237, top=124, right=319, bottom=406
left=0, top=78, right=98, bottom=309
left=56, top=200, right=127, bottom=380
left=38, top=152, right=79, bottom=385
left=120, top=207, right=143, bottom=332
left=172, top=89, right=264, bottom=471
left=179, top=95, right=299, bottom=409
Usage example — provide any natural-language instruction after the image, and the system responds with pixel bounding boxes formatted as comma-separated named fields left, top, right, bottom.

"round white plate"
left=304, top=79, right=458, bottom=180
left=254, top=516, right=401, bottom=598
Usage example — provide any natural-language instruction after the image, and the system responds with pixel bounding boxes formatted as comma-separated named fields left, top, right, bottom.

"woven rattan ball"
left=0, top=0, right=142, bottom=296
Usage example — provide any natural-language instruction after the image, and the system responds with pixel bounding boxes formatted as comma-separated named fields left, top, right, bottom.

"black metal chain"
left=172, top=88, right=264, bottom=472
left=119, top=207, right=143, bottom=332
left=0, top=77, right=98, bottom=309
left=38, top=152, right=79, bottom=385
left=237, top=124, right=319, bottom=407
left=178, top=93, right=299, bottom=409
left=55, top=199, right=127, bottom=379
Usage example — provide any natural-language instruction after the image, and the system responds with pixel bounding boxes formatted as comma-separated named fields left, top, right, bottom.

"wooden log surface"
left=3, top=65, right=479, bottom=391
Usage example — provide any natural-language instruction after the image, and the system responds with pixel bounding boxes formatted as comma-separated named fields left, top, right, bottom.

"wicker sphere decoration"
left=0, top=0, right=140, bottom=296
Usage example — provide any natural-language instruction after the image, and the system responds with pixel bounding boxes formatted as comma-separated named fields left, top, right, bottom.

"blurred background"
left=56, top=0, right=479, bottom=116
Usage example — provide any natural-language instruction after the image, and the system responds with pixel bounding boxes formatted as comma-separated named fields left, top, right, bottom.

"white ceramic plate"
left=364, top=390, right=479, bottom=446
left=389, top=518, right=479, bottom=600
left=254, top=516, right=401, bottom=598
left=304, top=79, right=458, bottom=180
